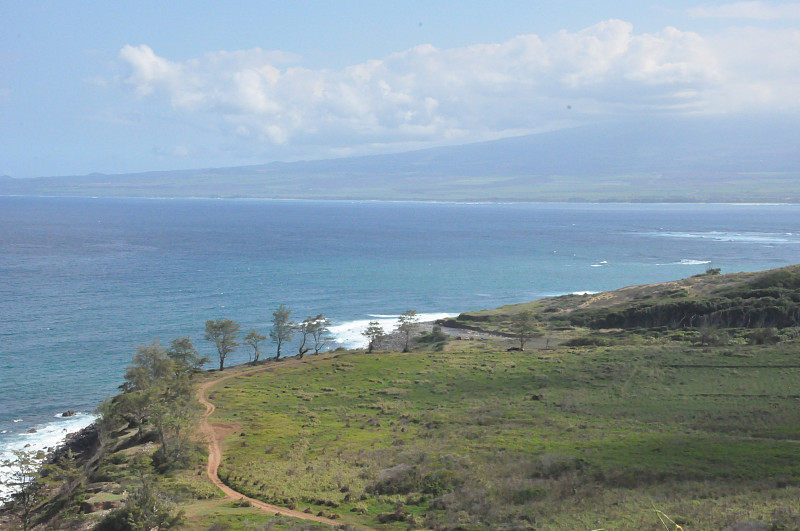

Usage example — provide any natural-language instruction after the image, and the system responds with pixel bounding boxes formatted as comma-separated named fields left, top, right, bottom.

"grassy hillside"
left=446, top=265, right=800, bottom=336
left=5, top=266, right=800, bottom=529
left=203, top=340, right=800, bottom=530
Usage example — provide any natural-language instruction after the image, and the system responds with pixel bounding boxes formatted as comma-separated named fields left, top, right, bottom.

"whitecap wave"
left=328, top=312, right=456, bottom=349
left=656, top=259, right=712, bottom=266
left=0, top=413, right=96, bottom=500
left=646, top=231, right=797, bottom=245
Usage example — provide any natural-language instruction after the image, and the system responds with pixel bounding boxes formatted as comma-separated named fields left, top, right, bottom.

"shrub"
left=563, top=336, right=610, bottom=347
left=747, top=327, right=780, bottom=345
left=368, top=464, right=417, bottom=495
left=95, top=481, right=184, bottom=530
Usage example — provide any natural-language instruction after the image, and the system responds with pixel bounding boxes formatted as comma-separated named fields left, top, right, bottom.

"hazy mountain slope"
left=3, top=115, right=799, bottom=201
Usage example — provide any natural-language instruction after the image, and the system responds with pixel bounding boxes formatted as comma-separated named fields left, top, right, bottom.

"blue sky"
left=2, top=1, right=799, bottom=178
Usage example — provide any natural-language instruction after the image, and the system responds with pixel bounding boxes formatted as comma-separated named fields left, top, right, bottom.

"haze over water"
left=2, top=197, right=800, bottom=462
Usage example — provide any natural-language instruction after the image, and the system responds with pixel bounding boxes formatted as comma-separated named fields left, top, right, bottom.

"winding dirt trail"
left=196, top=360, right=345, bottom=528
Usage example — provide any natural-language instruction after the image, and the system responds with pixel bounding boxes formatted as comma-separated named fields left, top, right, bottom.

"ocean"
left=2, top=197, right=800, bottom=478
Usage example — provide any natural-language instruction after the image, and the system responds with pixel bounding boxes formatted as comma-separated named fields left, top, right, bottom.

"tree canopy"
left=362, top=321, right=385, bottom=353
left=396, top=310, right=420, bottom=352
left=244, top=329, right=267, bottom=364
left=270, top=305, right=293, bottom=359
left=204, top=319, right=240, bottom=371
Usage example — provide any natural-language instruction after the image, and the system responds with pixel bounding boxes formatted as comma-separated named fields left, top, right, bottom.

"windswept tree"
left=396, top=310, right=420, bottom=352
left=295, top=317, right=315, bottom=359
left=244, top=329, right=267, bottom=364
left=149, top=382, right=195, bottom=470
left=116, top=340, right=175, bottom=440
left=204, top=319, right=240, bottom=371
left=310, top=314, right=332, bottom=354
left=167, top=337, right=209, bottom=376
left=104, top=340, right=200, bottom=462
left=510, top=310, right=542, bottom=350
left=115, top=384, right=156, bottom=441
left=270, top=305, right=293, bottom=360
left=362, top=321, right=385, bottom=353
left=122, top=339, right=173, bottom=392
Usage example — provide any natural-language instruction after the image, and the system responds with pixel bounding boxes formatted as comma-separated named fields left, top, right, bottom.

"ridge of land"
left=3, top=116, right=800, bottom=202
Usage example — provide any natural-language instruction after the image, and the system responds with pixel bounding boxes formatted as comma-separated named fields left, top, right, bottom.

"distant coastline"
left=2, top=194, right=800, bottom=206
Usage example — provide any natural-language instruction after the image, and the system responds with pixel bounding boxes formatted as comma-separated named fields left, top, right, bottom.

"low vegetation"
left=206, top=336, right=800, bottom=530
left=4, top=266, right=800, bottom=529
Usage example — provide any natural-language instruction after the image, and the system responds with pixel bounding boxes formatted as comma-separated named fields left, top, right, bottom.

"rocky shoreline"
left=372, top=320, right=507, bottom=351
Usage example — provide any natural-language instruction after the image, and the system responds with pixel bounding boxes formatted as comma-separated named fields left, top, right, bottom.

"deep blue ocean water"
left=2, top=197, right=800, bottom=465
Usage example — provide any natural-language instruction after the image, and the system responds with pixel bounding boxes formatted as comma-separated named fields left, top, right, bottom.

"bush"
left=696, top=326, right=729, bottom=346
left=510, top=486, right=548, bottom=504
left=748, top=327, right=780, bottom=345
left=368, top=464, right=418, bottom=495
left=95, top=481, right=184, bottom=530
left=416, top=326, right=449, bottom=347
left=563, top=336, right=610, bottom=347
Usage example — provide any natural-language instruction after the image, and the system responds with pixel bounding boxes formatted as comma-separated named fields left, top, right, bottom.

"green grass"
left=205, top=338, right=800, bottom=529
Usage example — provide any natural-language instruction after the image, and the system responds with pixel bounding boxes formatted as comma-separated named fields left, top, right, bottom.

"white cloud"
left=688, top=1, right=800, bottom=19
left=703, top=26, right=800, bottom=111
left=118, top=19, right=800, bottom=158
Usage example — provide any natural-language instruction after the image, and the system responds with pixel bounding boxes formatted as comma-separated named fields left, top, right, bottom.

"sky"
left=1, top=1, right=800, bottom=178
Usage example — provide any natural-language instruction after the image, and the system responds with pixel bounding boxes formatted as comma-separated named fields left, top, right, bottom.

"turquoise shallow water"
left=2, top=197, right=800, bottom=459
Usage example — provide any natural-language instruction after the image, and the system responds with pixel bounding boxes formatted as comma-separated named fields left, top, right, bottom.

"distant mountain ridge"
left=3, top=115, right=800, bottom=202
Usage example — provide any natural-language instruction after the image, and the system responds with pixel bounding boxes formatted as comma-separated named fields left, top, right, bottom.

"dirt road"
left=196, top=361, right=346, bottom=527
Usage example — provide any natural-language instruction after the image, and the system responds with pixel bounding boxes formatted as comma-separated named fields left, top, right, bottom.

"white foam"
left=648, top=231, right=796, bottom=245
left=656, top=259, right=712, bottom=266
left=329, top=312, right=456, bottom=349
left=0, top=413, right=96, bottom=501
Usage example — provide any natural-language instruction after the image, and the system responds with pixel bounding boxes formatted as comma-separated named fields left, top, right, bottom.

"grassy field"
left=201, top=334, right=800, bottom=530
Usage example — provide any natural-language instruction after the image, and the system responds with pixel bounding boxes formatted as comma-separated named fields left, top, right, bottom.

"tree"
left=115, top=387, right=156, bottom=441
left=396, top=310, right=420, bottom=352
left=0, top=450, right=45, bottom=530
left=270, top=305, right=293, bottom=360
left=204, top=319, right=240, bottom=371
left=167, top=337, right=208, bottom=376
left=362, top=321, right=385, bottom=353
left=244, top=329, right=267, bottom=364
left=310, top=314, right=332, bottom=354
left=294, top=317, right=315, bottom=359
left=510, top=310, right=542, bottom=350
left=149, top=383, right=196, bottom=471
left=122, top=339, right=174, bottom=392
